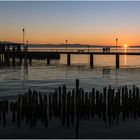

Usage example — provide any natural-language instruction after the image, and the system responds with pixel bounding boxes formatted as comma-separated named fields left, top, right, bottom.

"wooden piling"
left=67, top=53, right=71, bottom=66
left=47, top=58, right=50, bottom=65
left=62, top=85, right=66, bottom=125
left=43, top=95, right=48, bottom=128
left=116, top=54, right=120, bottom=68
left=2, top=100, right=6, bottom=127
left=90, top=54, right=93, bottom=67
left=49, top=93, right=52, bottom=121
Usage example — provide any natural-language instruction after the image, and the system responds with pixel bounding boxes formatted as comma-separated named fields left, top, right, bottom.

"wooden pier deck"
left=28, top=47, right=140, bottom=54
left=36, top=48, right=140, bottom=68
left=1, top=42, right=140, bottom=68
left=0, top=43, right=60, bottom=66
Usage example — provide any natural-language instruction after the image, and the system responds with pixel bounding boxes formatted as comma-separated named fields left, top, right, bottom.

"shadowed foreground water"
left=0, top=79, right=140, bottom=138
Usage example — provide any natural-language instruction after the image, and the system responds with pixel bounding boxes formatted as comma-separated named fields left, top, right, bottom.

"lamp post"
left=115, top=38, right=118, bottom=89
left=116, top=38, right=118, bottom=52
left=22, top=28, right=25, bottom=93
left=23, top=28, right=25, bottom=45
left=22, top=28, right=25, bottom=52
left=24, top=40, right=28, bottom=60
left=66, top=40, right=67, bottom=52
left=26, top=40, right=28, bottom=52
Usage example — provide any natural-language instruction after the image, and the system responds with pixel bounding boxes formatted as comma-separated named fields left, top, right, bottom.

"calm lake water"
left=1, top=54, right=140, bottom=98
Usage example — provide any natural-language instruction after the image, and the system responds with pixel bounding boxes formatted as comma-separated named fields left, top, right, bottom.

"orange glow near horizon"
left=1, top=2, right=140, bottom=46
left=1, top=29, right=140, bottom=46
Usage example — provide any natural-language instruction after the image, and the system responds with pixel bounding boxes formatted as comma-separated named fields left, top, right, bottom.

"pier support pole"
left=4, top=54, right=6, bottom=65
left=67, top=53, right=71, bottom=66
left=116, top=54, right=120, bottom=69
left=0, top=54, right=1, bottom=66
left=19, top=52, right=22, bottom=64
left=12, top=56, right=15, bottom=66
left=90, top=54, right=93, bottom=68
left=20, top=56, right=22, bottom=63
left=4, top=53, right=10, bottom=67
left=2, top=54, right=4, bottom=65
left=29, top=58, right=32, bottom=64
left=47, top=58, right=50, bottom=65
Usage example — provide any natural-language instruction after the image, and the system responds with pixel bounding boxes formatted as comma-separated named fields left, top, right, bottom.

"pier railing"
left=26, top=48, right=140, bottom=54
left=1, top=47, right=140, bottom=68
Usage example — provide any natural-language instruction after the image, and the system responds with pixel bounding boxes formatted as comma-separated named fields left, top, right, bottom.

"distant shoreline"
left=1, top=41, right=140, bottom=48
left=28, top=44, right=140, bottom=48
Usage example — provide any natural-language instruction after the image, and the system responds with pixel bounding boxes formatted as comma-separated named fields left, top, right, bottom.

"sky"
left=0, top=1, right=140, bottom=46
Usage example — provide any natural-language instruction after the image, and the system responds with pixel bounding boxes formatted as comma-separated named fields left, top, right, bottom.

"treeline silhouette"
left=0, top=79, right=140, bottom=138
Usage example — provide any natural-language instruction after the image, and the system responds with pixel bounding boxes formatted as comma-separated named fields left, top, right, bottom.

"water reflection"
left=102, top=68, right=110, bottom=78
left=124, top=55, right=127, bottom=66
left=1, top=57, right=140, bottom=98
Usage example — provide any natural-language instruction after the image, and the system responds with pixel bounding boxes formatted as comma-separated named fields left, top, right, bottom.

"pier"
left=1, top=42, right=140, bottom=68
left=0, top=43, right=60, bottom=66
left=30, top=47, right=140, bottom=68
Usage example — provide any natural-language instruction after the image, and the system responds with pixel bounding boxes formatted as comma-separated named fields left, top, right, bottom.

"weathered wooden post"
left=71, top=88, right=75, bottom=125
left=29, top=57, right=32, bottom=65
left=44, top=95, right=48, bottom=128
left=49, top=93, right=52, bottom=121
left=91, top=88, right=95, bottom=118
left=0, top=101, right=2, bottom=123
left=58, top=86, right=62, bottom=120
left=90, top=54, right=93, bottom=67
left=66, top=91, right=71, bottom=127
left=47, top=58, right=50, bottom=65
left=62, top=85, right=66, bottom=125
left=67, top=53, right=71, bottom=66
left=2, top=100, right=6, bottom=127
left=17, top=94, right=21, bottom=128
left=116, top=54, right=120, bottom=68
left=12, top=102, right=16, bottom=123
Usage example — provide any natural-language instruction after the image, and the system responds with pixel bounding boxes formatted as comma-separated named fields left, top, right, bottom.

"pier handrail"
left=24, top=48, right=140, bottom=54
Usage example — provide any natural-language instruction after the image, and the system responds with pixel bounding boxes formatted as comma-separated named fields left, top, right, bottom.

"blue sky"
left=0, top=1, right=140, bottom=45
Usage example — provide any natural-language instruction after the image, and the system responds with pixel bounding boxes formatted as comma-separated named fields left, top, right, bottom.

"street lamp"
left=22, top=28, right=25, bottom=52
left=23, top=28, right=25, bottom=45
left=26, top=40, right=28, bottom=52
left=66, top=40, right=67, bottom=52
left=22, top=28, right=25, bottom=93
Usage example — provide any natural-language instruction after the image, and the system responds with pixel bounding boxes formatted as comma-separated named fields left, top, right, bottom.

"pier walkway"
left=28, top=48, right=140, bottom=68
left=1, top=42, right=140, bottom=68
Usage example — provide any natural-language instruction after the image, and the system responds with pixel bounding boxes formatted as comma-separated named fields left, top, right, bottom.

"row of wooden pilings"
left=67, top=54, right=120, bottom=68
left=0, top=79, right=139, bottom=137
left=0, top=53, right=119, bottom=68
left=0, top=53, right=52, bottom=67
left=0, top=53, right=29, bottom=67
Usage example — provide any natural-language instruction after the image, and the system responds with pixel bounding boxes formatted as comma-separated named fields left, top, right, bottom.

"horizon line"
left=1, top=41, right=140, bottom=47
